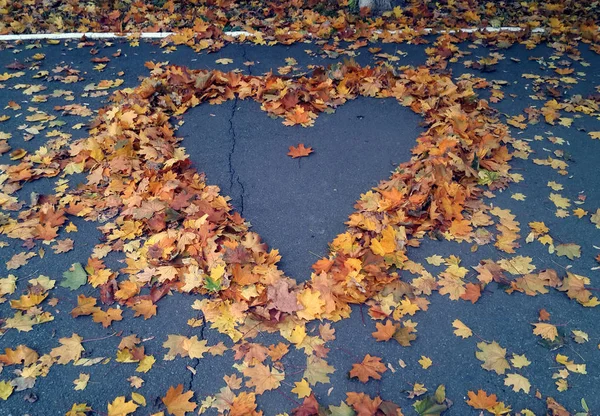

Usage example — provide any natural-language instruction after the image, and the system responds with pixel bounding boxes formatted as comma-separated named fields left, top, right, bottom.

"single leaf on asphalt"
left=504, top=373, right=531, bottom=394
left=350, top=354, right=387, bottom=383
left=425, top=255, right=445, bottom=266
left=6, top=252, right=36, bottom=270
left=418, top=356, right=432, bottom=369
left=510, top=354, right=531, bottom=368
left=304, top=355, right=335, bottom=386
left=71, top=295, right=100, bottom=317
left=475, top=341, right=510, bottom=375
left=215, top=58, right=233, bottom=65
left=92, top=308, right=123, bottom=328
left=372, top=320, right=398, bottom=341
left=50, top=333, right=84, bottom=364
left=0, top=380, right=13, bottom=400
left=107, top=396, right=138, bottom=416
left=131, top=299, right=157, bottom=319
left=452, top=319, right=472, bottom=338
left=131, top=392, right=146, bottom=406
left=555, top=243, right=581, bottom=260
left=61, top=263, right=87, bottom=290
left=73, top=373, right=90, bottom=391
left=532, top=323, right=558, bottom=341
left=287, top=143, right=313, bottom=158
left=162, top=384, right=197, bottom=416
left=66, top=403, right=92, bottom=416
left=571, top=330, right=589, bottom=343
left=466, top=390, right=498, bottom=410
left=292, top=379, right=312, bottom=398
left=136, top=355, right=155, bottom=373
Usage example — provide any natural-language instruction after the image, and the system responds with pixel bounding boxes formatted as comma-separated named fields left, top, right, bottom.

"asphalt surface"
left=0, top=37, right=599, bottom=415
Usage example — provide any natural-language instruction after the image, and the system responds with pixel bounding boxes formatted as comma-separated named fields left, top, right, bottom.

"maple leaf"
left=452, top=319, right=472, bottom=338
left=73, top=373, right=90, bottom=391
left=71, top=295, right=100, bottom=317
left=291, top=379, right=312, bottom=398
left=510, top=354, right=531, bottom=368
left=92, top=308, right=123, bottom=327
left=504, top=373, right=531, bottom=394
left=162, top=385, right=197, bottom=416
left=418, top=356, right=432, bottom=369
left=0, top=345, right=38, bottom=366
left=475, top=341, right=510, bottom=375
left=539, top=308, right=551, bottom=321
left=555, top=243, right=581, bottom=260
left=243, top=363, right=284, bottom=394
left=372, top=320, right=398, bottom=341
left=532, top=323, right=558, bottom=341
left=346, top=392, right=383, bottom=416
left=183, top=336, right=209, bottom=359
left=460, top=283, right=481, bottom=303
left=131, top=299, right=157, bottom=319
left=349, top=354, right=387, bottom=383
left=50, top=333, right=84, bottom=364
left=107, top=396, right=138, bottom=416
left=136, top=355, right=155, bottom=373
left=287, top=143, right=313, bottom=158
left=51, top=238, right=74, bottom=254
left=466, top=390, right=498, bottom=410
left=304, top=355, right=334, bottom=386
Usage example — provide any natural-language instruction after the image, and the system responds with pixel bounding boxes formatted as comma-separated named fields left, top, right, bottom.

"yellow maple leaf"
left=51, top=333, right=84, bottom=364
left=510, top=354, right=531, bottom=368
left=291, top=379, right=312, bottom=398
left=452, top=319, right=472, bottom=338
left=418, top=356, right=432, bottom=369
left=73, top=373, right=90, bottom=391
left=0, top=380, right=13, bottom=400
left=136, top=355, right=155, bottom=373
left=504, top=373, right=531, bottom=394
left=107, top=396, right=138, bottom=416
left=296, top=289, right=325, bottom=320
left=476, top=341, right=510, bottom=375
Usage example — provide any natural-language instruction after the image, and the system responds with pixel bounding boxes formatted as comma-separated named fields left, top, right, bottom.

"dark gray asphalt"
left=0, top=37, right=599, bottom=416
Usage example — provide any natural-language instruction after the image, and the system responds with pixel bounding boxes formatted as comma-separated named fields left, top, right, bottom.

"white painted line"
left=0, top=26, right=558, bottom=42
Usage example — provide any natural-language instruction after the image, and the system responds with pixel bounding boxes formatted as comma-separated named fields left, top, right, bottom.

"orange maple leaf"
left=287, top=143, right=313, bottom=158
left=371, top=320, right=398, bottom=342
left=460, top=282, right=482, bottom=303
left=162, top=384, right=197, bottom=416
left=92, top=308, right=123, bottom=328
left=349, top=354, right=387, bottom=383
left=131, top=299, right=157, bottom=320
left=466, top=389, right=498, bottom=410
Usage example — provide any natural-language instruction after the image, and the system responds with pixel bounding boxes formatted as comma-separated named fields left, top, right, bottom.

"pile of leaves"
left=1, top=44, right=598, bottom=414
left=1, top=0, right=599, bottom=55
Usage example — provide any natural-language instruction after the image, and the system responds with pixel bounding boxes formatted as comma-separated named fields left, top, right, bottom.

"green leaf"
left=328, top=401, right=355, bottom=416
left=434, top=385, right=446, bottom=404
left=61, top=263, right=87, bottom=290
left=555, top=243, right=581, bottom=260
left=413, top=396, right=448, bottom=415
left=204, top=276, right=221, bottom=292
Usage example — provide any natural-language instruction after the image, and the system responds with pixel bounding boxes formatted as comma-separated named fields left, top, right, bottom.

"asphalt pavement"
left=0, top=37, right=599, bottom=415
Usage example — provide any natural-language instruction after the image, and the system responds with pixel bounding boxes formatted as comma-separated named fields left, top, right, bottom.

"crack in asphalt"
left=227, top=97, right=245, bottom=217
left=186, top=314, right=207, bottom=392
